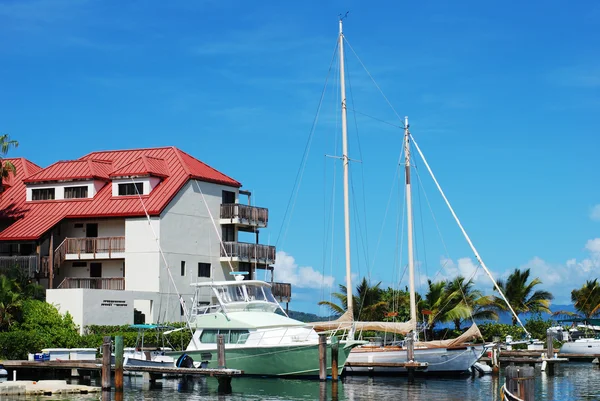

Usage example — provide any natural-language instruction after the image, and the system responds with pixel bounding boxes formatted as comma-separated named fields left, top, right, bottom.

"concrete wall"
left=158, top=180, right=239, bottom=317
left=47, top=289, right=163, bottom=334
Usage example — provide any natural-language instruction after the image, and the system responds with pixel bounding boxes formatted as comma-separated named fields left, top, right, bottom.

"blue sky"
left=1, top=0, right=599, bottom=314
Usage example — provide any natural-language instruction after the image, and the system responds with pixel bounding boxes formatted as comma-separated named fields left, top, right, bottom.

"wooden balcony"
left=57, top=277, right=125, bottom=290
left=220, top=203, right=268, bottom=230
left=271, top=282, right=292, bottom=303
left=0, top=255, right=39, bottom=278
left=220, top=242, right=276, bottom=265
left=55, top=236, right=125, bottom=266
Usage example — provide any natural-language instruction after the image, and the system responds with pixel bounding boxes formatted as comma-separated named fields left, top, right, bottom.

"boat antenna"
left=409, top=136, right=531, bottom=337
left=339, top=16, right=354, bottom=339
left=404, top=117, right=418, bottom=333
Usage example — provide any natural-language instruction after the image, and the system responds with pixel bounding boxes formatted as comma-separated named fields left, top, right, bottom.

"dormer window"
left=118, top=183, right=143, bottom=196
left=64, top=186, right=88, bottom=199
left=32, top=188, right=55, bottom=201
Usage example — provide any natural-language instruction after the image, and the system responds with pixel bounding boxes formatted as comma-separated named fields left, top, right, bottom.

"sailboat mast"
left=404, top=116, right=418, bottom=330
left=339, top=19, right=354, bottom=324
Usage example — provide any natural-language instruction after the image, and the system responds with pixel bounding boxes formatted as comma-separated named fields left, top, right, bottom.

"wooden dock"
left=0, top=380, right=100, bottom=396
left=0, top=359, right=242, bottom=378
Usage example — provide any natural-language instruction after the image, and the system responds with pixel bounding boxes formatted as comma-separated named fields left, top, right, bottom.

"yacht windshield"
left=215, top=285, right=245, bottom=303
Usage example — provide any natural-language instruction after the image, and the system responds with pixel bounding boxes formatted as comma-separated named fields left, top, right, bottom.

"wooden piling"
left=547, top=331, right=554, bottom=357
left=101, top=336, right=112, bottom=392
left=114, top=335, right=124, bottom=392
left=217, top=334, right=226, bottom=369
left=406, top=332, right=415, bottom=383
left=331, top=335, right=339, bottom=381
left=318, top=334, right=327, bottom=381
left=505, top=365, right=534, bottom=401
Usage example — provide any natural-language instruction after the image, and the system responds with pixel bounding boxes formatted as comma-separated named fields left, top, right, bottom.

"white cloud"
left=436, top=256, right=489, bottom=284
left=273, top=251, right=334, bottom=289
left=590, top=205, right=600, bottom=221
left=519, top=257, right=562, bottom=286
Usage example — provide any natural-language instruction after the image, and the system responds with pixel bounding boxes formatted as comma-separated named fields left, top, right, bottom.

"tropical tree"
left=446, top=276, right=498, bottom=330
left=319, top=277, right=387, bottom=321
left=491, top=268, right=554, bottom=325
left=420, top=279, right=471, bottom=333
left=0, top=134, right=18, bottom=188
left=0, top=275, right=23, bottom=330
left=570, top=279, right=600, bottom=320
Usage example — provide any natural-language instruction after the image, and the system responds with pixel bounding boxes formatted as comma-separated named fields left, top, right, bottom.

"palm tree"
left=319, top=277, right=387, bottom=321
left=492, top=268, right=554, bottom=325
left=571, top=279, right=600, bottom=320
left=0, top=134, right=18, bottom=190
left=0, top=275, right=23, bottom=330
left=421, top=279, right=472, bottom=334
left=446, top=276, right=498, bottom=330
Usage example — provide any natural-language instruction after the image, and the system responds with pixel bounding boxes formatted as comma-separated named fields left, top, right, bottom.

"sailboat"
left=311, top=18, right=531, bottom=375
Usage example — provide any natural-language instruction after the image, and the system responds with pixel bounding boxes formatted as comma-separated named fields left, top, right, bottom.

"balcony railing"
left=220, top=203, right=268, bottom=227
left=54, top=236, right=125, bottom=266
left=0, top=255, right=39, bottom=278
left=220, top=242, right=276, bottom=264
left=271, top=282, right=292, bottom=303
left=57, top=277, right=125, bottom=290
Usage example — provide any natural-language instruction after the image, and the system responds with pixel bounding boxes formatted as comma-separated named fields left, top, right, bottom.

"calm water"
left=2, top=363, right=599, bottom=400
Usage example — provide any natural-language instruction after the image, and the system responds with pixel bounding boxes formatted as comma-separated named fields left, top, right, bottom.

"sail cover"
left=415, top=323, right=482, bottom=348
left=310, top=311, right=415, bottom=335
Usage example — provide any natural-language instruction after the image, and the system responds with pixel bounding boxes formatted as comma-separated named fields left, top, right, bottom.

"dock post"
left=217, top=334, right=226, bottom=368
left=331, top=335, right=339, bottom=381
left=101, top=336, right=112, bottom=392
left=505, top=365, right=534, bottom=401
left=546, top=330, right=554, bottom=357
left=406, top=331, right=415, bottom=384
left=115, top=335, right=124, bottom=393
left=492, top=343, right=500, bottom=375
left=216, top=334, right=232, bottom=395
left=318, top=333, right=327, bottom=381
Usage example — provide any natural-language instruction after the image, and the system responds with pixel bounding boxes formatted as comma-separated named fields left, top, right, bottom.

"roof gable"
left=0, top=147, right=241, bottom=241
left=24, top=159, right=113, bottom=183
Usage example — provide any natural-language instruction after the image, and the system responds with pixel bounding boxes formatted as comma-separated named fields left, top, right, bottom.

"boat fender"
left=176, top=353, right=195, bottom=368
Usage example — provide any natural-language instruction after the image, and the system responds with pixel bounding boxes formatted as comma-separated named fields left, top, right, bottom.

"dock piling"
left=115, top=335, right=124, bottom=393
left=318, top=334, right=327, bottom=381
left=217, top=334, right=226, bottom=369
left=101, top=336, right=111, bottom=392
left=505, top=365, right=534, bottom=401
left=406, top=332, right=415, bottom=383
left=331, top=335, right=339, bottom=381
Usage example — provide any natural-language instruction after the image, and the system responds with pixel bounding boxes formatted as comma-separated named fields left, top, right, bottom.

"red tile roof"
left=109, top=155, right=168, bottom=178
left=0, top=147, right=241, bottom=241
left=24, top=159, right=113, bottom=183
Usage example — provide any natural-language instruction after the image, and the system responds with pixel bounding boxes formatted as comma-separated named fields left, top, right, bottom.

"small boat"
left=550, top=319, right=600, bottom=359
left=114, top=324, right=175, bottom=370
left=0, top=364, right=7, bottom=377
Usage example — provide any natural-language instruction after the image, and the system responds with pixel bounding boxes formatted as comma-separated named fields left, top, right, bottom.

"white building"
left=0, top=147, right=291, bottom=333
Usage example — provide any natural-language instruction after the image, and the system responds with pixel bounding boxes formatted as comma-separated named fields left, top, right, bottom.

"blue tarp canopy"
left=129, top=324, right=169, bottom=330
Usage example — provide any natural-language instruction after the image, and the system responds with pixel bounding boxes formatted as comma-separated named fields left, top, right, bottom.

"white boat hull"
left=559, top=338, right=600, bottom=356
left=345, top=344, right=485, bottom=375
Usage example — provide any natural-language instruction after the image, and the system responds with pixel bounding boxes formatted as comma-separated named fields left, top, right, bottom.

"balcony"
left=271, top=282, right=292, bottom=303
left=220, top=242, right=276, bottom=265
left=0, top=255, right=39, bottom=278
left=55, top=236, right=125, bottom=266
left=220, top=203, right=268, bottom=230
left=57, top=277, right=125, bottom=290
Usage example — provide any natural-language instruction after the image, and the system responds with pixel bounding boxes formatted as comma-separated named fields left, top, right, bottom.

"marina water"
left=3, top=363, right=598, bottom=400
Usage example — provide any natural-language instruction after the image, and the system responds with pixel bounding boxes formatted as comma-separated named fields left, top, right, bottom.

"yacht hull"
left=170, top=342, right=354, bottom=377
left=559, top=338, right=600, bottom=359
left=345, top=344, right=485, bottom=375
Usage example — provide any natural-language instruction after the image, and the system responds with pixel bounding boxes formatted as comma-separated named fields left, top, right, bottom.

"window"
left=181, top=261, right=186, bottom=276
left=199, top=329, right=249, bottom=344
left=64, top=186, right=88, bottom=199
left=118, top=183, right=143, bottom=196
left=32, top=188, right=55, bottom=201
left=72, top=261, right=87, bottom=267
left=198, top=263, right=211, bottom=278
